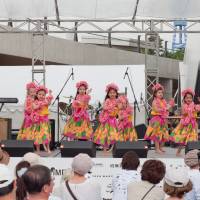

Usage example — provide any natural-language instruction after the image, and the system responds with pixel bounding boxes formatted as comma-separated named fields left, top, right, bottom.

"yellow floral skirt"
left=119, top=127, right=138, bottom=142
left=63, top=117, right=93, bottom=140
left=170, top=123, right=198, bottom=145
left=93, top=123, right=119, bottom=148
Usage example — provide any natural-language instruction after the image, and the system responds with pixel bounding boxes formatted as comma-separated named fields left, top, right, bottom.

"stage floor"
left=39, top=147, right=185, bottom=158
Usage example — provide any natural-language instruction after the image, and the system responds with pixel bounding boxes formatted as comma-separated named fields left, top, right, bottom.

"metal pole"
left=164, top=41, right=168, bottom=57
left=137, top=35, right=141, bottom=53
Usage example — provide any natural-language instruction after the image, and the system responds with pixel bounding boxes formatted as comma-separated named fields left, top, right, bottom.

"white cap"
left=0, top=164, right=14, bottom=188
left=71, top=153, right=94, bottom=176
left=165, top=168, right=190, bottom=188
left=23, top=152, right=41, bottom=166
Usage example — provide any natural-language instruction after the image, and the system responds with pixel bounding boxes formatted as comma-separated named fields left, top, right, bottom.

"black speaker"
left=49, top=119, right=55, bottom=150
left=185, top=141, right=200, bottom=154
left=60, top=141, right=96, bottom=157
left=135, top=124, right=147, bottom=140
left=113, top=141, right=148, bottom=158
left=1, top=140, right=34, bottom=157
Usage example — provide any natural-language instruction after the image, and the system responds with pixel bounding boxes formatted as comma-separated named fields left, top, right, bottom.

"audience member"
left=164, top=168, right=192, bottom=200
left=112, top=151, right=141, bottom=200
left=127, top=159, right=166, bottom=200
left=0, top=149, right=9, bottom=165
left=0, top=164, right=16, bottom=200
left=15, top=161, right=31, bottom=200
left=53, top=153, right=101, bottom=200
left=184, top=149, right=200, bottom=200
left=21, top=165, right=55, bottom=200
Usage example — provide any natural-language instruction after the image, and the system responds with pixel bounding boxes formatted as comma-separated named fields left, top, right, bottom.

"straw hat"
left=184, top=149, right=200, bottom=168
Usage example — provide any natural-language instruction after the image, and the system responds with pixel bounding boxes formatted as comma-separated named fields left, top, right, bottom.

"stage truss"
left=1, top=19, right=200, bottom=33
left=1, top=18, right=199, bottom=113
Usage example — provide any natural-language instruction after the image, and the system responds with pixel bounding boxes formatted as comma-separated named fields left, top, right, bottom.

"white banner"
left=8, top=157, right=186, bottom=199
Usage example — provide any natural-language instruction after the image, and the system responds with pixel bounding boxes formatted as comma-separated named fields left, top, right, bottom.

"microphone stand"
left=198, top=152, right=200, bottom=172
left=124, top=67, right=140, bottom=126
left=140, top=95, right=150, bottom=124
left=52, top=68, right=74, bottom=148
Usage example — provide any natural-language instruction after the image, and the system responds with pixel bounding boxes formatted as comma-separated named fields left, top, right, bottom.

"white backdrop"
left=0, top=65, right=145, bottom=105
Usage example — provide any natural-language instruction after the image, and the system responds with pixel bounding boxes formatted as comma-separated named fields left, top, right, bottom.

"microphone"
left=140, top=93, right=143, bottom=104
left=72, top=68, right=74, bottom=80
left=123, top=67, right=129, bottom=80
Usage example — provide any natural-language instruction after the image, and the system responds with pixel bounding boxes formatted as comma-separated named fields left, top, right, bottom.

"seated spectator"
left=0, top=164, right=16, bottom=200
left=112, top=151, right=141, bottom=200
left=0, top=149, right=9, bottom=165
left=15, top=161, right=31, bottom=200
left=53, top=153, right=101, bottom=200
left=164, top=168, right=192, bottom=200
left=184, top=149, right=200, bottom=200
left=21, top=165, right=55, bottom=200
left=127, top=159, right=166, bottom=200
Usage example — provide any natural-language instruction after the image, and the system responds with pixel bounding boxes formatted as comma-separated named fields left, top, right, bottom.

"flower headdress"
left=181, top=88, right=195, bottom=97
left=152, top=83, right=164, bottom=92
left=106, top=83, right=119, bottom=93
left=76, top=81, right=88, bottom=90
left=117, top=95, right=128, bottom=105
left=36, top=85, right=48, bottom=94
left=26, top=82, right=37, bottom=90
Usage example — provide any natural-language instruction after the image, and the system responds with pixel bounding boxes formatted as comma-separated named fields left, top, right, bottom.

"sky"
left=0, top=65, right=145, bottom=105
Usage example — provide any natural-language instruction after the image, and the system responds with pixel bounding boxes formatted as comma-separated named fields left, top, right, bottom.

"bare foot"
left=103, top=149, right=109, bottom=155
left=155, top=149, right=163, bottom=154
left=160, top=148, right=165, bottom=153
left=35, top=150, right=41, bottom=155
left=107, top=145, right=114, bottom=152
left=176, top=152, right=182, bottom=157
left=47, top=150, right=51, bottom=154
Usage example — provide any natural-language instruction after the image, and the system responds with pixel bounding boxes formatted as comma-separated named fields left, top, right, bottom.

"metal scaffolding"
left=1, top=19, right=200, bottom=34
left=145, top=32, right=160, bottom=113
left=1, top=18, right=199, bottom=113
left=31, top=33, right=46, bottom=85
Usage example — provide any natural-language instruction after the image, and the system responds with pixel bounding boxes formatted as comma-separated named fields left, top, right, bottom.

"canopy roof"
left=0, top=0, right=199, bottom=19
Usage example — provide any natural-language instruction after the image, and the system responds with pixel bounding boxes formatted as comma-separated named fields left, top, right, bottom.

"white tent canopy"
left=0, top=0, right=200, bottom=19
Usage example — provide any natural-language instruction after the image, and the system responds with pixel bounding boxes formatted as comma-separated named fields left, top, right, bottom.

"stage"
left=39, top=146, right=185, bottom=158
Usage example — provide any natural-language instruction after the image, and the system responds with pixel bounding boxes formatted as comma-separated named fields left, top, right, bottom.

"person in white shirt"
left=184, top=149, right=200, bottom=200
left=53, top=153, right=101, bottom=200
left=0, top=164, right=16, bottom=200
left=112, top=151, right=141, bottom=200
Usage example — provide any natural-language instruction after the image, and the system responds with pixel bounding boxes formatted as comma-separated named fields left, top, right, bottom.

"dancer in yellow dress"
left=93, top=83, right=119, bottom=151
left=32, top=85, right=53, bottom=153
left=17, top=82, right=37, bottom=141
left=117, top=95, right=138, bottom=141
left=144, top=83, right=174, bottom=154
left=170, top=88, right=200, bottom=156
left=63, top=81, right=93, bottom=140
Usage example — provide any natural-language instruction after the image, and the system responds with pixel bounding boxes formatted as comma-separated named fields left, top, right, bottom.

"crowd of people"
left=0, top=148, right=200, bottom=200
left=17, top=81, right=200, bottom=157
